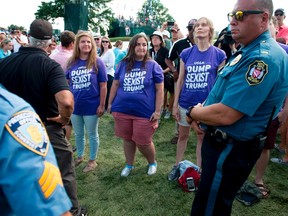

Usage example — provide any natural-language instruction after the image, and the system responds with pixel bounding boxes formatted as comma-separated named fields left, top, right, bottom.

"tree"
left=35, top=0, right=115, bottom=34
left=137, top=0, right=174, bottom=29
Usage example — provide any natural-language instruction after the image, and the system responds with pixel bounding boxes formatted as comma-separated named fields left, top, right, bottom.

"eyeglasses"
left=102, top=40, right=109, bottom=43
left=94, top=38, right=100, bottom=41
left=275, top=13, right=284, bottom=16
left=187, top=26, right=193, bottom=31
left=227, top=10, right=264, bottom=22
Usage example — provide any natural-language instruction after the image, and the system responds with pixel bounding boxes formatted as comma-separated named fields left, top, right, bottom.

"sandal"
left=254, top=183, right=270, bottom=199
left=83, top=161, right=97, bottom=173
left=75, top=157, right=83, bottom=167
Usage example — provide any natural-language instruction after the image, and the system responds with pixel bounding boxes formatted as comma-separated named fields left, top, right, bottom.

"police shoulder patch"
left=5, top=111, right=49, bottom=156
left=245, top=60, right=268, bottom=85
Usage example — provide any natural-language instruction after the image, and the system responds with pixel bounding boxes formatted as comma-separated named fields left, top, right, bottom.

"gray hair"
left=29, top=36, right=51, bottom=49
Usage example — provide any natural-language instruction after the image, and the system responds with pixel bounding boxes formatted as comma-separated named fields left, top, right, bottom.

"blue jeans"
left=71, top=114, right=100, bottom=160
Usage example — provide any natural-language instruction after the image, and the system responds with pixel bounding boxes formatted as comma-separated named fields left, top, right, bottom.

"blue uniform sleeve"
left=0, top=89, right=72, bottom=215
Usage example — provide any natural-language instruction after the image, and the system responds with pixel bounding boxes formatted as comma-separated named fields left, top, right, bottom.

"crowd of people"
left=1, top=0, right=288, bottom=215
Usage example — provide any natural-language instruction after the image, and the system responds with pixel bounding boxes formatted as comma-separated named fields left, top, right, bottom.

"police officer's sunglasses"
left=227, top=10, right=264, bottom=22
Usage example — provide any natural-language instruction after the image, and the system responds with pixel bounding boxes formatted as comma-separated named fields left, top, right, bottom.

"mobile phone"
left=167, top=21, right=174, bottom=26
left=186, top=177, right=196, bottom=192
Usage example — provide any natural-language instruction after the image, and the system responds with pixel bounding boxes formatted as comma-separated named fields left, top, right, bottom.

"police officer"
left=0, top=19, right=86, bottom=216
left=0, top=85, right=72, bottom=215
left=186, top=0, right=288, bottom=215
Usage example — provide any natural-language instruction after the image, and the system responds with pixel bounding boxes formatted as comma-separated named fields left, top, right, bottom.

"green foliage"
left=72, top=114, right=288, bottom=216
left=7, top=25, right=26, bottom=31
left=137, top=0, right=174, bottom=28
left=35, top=0, right=115, bottom=34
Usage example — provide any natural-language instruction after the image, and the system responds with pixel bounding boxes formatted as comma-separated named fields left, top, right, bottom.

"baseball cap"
left=29, top=19, right=53, bottom=40
left=92, top=32, right=101, bottom=38
left=275, top=8, right=285, bottom=15
left=187, top=19, right=197, bottom=27
left=162, top=30, right=170, bottom=38
left=150, top=31, right=163, bottom=41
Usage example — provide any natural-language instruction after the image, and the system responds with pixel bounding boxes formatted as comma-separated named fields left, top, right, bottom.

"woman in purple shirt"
left=66, top=31, right=107, bottom=173
left=168, top=17, right=226, bottom=181
left=108, top=34, right=164, bottom=177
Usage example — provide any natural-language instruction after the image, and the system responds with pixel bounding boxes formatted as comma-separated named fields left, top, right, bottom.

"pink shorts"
left=112, top=112, right=158, bottom=145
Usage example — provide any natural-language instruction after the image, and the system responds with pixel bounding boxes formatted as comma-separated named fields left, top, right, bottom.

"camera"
left=223, top=31, right=235, bottom=44
left=186, top=177, right=196, bottom=192
left=223, top=24, right=235, bottom=45
left=167, top=21, right=175, bottom=26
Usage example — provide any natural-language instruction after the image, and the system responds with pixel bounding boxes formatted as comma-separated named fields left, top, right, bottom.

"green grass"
left=72, top=114, right=288, bottom=216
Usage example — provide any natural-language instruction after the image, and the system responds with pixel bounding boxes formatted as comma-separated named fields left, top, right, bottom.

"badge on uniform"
left=245, top=60, right=268, bottom=85
left=5, top=111, right=49, bottom=156
left=229, top=54, right=242, bottom=66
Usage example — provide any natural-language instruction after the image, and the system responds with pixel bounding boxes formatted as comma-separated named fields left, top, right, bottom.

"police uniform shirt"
left=0, top=86, right=72, bottom=215
left=204, top=31, right=288, bottom=140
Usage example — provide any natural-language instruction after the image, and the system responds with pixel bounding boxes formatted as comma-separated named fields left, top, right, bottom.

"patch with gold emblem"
left=245, top=60, right=268, bottom=85
left=5, top=111, right=49, bottom=156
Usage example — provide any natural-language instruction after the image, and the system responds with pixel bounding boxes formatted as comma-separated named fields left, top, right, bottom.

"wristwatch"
left=186, top=106, right=194, bottom=119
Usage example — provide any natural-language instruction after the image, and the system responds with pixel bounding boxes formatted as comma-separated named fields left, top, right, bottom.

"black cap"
left=187, top=19, right=197, bottom=27
left=275, top=8, right=285, bottom=15
left=29, top=19, right=53, bottom=40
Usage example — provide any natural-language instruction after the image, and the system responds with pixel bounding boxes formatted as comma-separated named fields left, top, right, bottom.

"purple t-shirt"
left=66, top=58, right=107, bottom=115
left=179, top=45, right=226, bottom=109
left=279, top=42, right=288, bottom=54
left=111, top=59, right=164, bottom=119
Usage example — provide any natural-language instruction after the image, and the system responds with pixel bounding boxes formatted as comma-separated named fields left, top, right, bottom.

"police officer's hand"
left=191, top=120, right=204, bottom=135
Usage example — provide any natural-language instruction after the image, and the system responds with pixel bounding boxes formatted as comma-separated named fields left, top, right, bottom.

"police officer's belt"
left=205, top=126, right=266, bottom=146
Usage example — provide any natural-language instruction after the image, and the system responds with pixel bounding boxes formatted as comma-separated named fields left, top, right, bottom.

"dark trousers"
left=45, top=124, right=79, bottom=215
left=191, top=134, right=263, bottom=216
left=105, top=74, right=114, bottom=110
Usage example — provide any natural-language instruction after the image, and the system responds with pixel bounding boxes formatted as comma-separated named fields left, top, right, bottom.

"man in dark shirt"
left=0, top=19, right=86, bottom=216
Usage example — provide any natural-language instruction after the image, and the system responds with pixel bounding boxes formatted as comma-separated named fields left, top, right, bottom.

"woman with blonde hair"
left=168, top=17, right=227, bottom=181
left=66, top=31, right=107, bottom=172
left=0, top=38, right=13, bottom=59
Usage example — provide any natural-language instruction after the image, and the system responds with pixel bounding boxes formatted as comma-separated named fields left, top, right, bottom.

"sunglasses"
left=187, top=26, right=193, bottom=31
left=275, top=13, right=284, bottom=16
left=102, top=40, right=109, bottom=43
left=94, top=38, right=100, bottom=41
left=227, top=10, right=264, bottom=22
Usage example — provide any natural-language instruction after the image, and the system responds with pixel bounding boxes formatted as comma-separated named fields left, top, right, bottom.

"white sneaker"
left=147, top=162, right=157, bottom=175
left=164, top=111, right=171, bottom=119
left=121, top=165, right=133, bottom=177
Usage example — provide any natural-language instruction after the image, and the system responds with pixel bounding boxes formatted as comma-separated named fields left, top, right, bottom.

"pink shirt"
left=277, top=24, right=288, bottom=43
left=50, top=46, right=73, bottom=71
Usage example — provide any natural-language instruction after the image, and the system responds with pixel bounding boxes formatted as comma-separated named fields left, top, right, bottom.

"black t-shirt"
left=0, top=46, right=70, bottom=121
left=149, top=46, right=169, bottom=70
left=166, top=37, right=194, bottom=71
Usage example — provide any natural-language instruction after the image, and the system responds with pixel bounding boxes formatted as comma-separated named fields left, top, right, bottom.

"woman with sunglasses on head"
left=66, top=31, right=107, bottom=173
left=99, top=36, right=115, bottom=110
left=107, top=33, right=164, bottom=177
left=168, top=17, right=226, bottom=180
